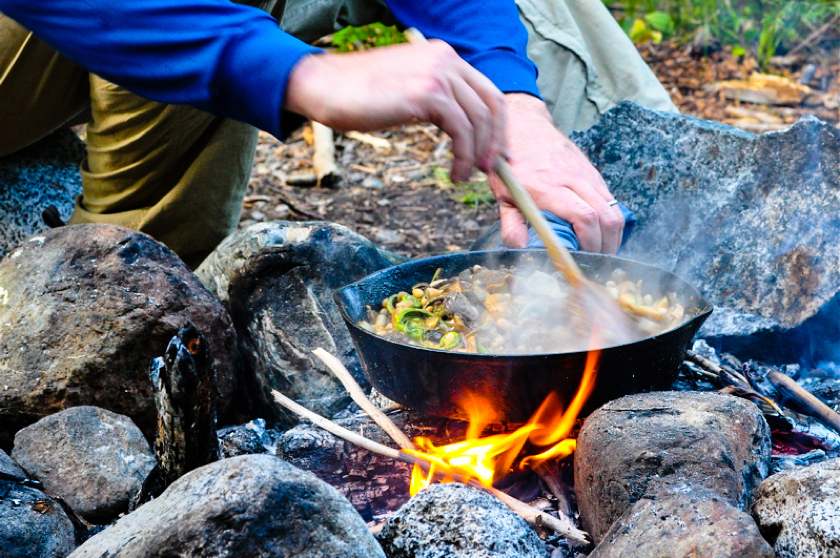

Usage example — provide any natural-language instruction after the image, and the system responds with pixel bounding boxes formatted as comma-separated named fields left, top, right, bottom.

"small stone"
left=0, top=447, right=24, bottom=477
left=361, top=177, right=384, bottom=189
left=374, top=228, right=404, bottom=245
left=754, top=457, right=840, bottom=558
left=378, top=482, right=545, bottom=558
left=12, top=406, right=157, bottom=524
left=274, top=204, right=291, bottom=218
left=217, top=418, right=278, bottom=458
left=250, top=210, right=266, bottom=221
left=0, top=482, right=76, bottom=558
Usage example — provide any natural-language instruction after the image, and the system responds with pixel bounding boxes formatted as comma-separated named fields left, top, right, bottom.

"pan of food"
left=334, top=250, right=712, bottom=423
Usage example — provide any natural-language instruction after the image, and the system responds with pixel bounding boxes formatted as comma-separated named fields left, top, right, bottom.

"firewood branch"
left=312, top=348, right=415, bottom=450
left=270, top=388, right=591, bottom=546
left=767, top=371, right=840, bottom=435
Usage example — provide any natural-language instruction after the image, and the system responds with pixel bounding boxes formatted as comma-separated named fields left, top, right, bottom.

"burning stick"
left=767, top=371, right=840, bottom=435
left=270, top=388, right=591, bottom=546
left=534, top=462, right=575, bottom=518
left=685, top=351, right=785, bottom=415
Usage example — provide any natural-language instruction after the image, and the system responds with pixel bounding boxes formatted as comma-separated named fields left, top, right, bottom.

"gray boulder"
left=0, top=223, right=240, bottom=446
left=571, top=103, right=840, bottom=363
left=1, top=447, right=24, bottom=477
left=0, top=129, right=83, bottom=258
left=68, top=454, right=385, bottom=558
left=574, top=391, right=770, bottom=543
left=589, top=487, right=773, bottom=558
left=195, top=221, right=401, bottom=424
left=377, top=482, right=545, bottom=558
left=12, top=406, right=157, bottom=525
left=0, top=479, right=78, bottom=558
left=754, top=457, right=840, bottom=558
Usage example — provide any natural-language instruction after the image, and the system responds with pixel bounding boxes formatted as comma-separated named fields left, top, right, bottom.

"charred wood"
left=767, top=370, right=840, bottom=435
left=147, top=325, right=220, bottom=495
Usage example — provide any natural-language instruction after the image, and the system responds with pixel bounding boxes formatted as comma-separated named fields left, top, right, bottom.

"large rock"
left=377, top=482, right=545, bottom=558
left=68, top=454, right=385, bottom=558
left=754, top=457, right=840, bottom=558
left=574, top=391, right=770, bottom=543
left=589, top=488, right=774, bottom=558
left=0, top=447, right=24, bottom=477
left=12, top=406, right=157, bottom=524
left=0, top=478, right=77, bottom=558
left=0, top=224, right=239, bottom=446
left=570, top=103, right=840, bottom=363
left=195, top=221, right=401, bottom=424
left=0, top=129, right=83, bottom=259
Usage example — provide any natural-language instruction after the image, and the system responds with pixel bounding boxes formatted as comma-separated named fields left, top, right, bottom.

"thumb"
left=498, top=203, right=529, bottom=249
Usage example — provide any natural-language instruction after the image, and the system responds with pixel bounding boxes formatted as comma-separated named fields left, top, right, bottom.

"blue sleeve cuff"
left=467, top=49, right=541, bottom=99
left=384, top=0, right=541, bottom=98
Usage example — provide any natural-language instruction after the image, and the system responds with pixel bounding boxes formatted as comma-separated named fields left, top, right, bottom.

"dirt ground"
left=241, top=42, right=840, bottom=259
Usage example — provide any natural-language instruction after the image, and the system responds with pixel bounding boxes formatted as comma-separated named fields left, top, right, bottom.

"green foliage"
left=458, top=183, right=496, bottom=208
left=331, top=23, right=406, bottom=52
left=625, top=12, right=675, bottom=43
left=432, top=166, right=495, bottom=208
left=606, top=0, right=839, bottom=68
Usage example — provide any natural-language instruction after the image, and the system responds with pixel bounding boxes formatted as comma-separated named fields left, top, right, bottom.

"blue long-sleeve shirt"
left=0, top=0, right=539, bottom=139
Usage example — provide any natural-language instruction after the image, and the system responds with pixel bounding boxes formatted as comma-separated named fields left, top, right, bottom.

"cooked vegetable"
left=359, top=263, right=690, bottom=354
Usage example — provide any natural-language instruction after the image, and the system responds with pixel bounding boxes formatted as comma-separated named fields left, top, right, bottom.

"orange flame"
left=406, top=337, right=601, bottom=495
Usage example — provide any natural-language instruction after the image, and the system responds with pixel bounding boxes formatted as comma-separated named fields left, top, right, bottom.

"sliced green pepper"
left=393, top=307, right=436, bottom=340
left=384, top=293, right=401, bottom=314
left=437, top=331, right=461, bottom=350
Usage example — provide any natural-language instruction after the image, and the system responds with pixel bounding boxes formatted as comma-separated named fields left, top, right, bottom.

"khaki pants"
left=0, top=0, right=674, bottom=268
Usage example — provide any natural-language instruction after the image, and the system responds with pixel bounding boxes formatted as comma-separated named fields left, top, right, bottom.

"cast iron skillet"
left=334, top=250, right=712, bottom=423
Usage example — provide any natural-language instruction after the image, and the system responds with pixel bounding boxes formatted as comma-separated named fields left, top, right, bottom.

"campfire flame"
left=405, top=341, right=600, bottom=495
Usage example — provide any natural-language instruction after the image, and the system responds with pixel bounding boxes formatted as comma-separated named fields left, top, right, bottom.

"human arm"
left=0, top=0, right=320, bottom=139
left=0, top=0, right=507, bottom=180
left=383, top=0, right=624, bottom=253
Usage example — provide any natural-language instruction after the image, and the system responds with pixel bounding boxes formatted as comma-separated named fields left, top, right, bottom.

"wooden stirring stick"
left=494, top=159, right=586, bottom=287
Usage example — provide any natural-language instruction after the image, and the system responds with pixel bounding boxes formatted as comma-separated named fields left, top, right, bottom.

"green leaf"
left=732, top=44, right=746, bottom=57
left=629, top=19, right=662, bottom=43
left=644, top=11, right=675, bottom=35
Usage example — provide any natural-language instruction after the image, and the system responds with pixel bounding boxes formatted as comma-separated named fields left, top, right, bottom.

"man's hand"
left=490, top=93, right=624, bottom=254
left=284, top=41, right=506, bottom=184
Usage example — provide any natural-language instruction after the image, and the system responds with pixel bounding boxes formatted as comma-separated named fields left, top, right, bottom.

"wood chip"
left=723, top=106, right=783, bottom=123
left=708, top=72, right=816, bottom=106
left=349, top=163, right=378, bottom=174
left=346, top=131, right=392, bottom=150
